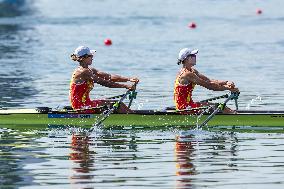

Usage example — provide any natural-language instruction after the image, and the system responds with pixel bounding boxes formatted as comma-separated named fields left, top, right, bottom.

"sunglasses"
left=184, top=54, right=196, bottom=60
left=85, top=54, right=93, bottom=58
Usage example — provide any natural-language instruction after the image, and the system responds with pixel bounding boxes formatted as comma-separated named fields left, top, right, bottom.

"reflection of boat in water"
left=0, top=0, right=27, bottom=17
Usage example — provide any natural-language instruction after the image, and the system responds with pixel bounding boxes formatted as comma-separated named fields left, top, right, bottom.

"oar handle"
left=231, top=92, right=239, bottom=110
left=128, top=82, right=138, bottom=108
left=108, top=83, right=136, bottom=111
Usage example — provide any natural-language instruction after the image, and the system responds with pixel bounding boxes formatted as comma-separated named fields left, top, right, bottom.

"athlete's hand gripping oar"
left=197, top=92, right=239, bottom=129
left=127, top=83, right=138, bottom=108
left=89, top=83, right=137, bottom=132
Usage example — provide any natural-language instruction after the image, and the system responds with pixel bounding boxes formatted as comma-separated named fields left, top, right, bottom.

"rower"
left=174, top=48, right=239, bottom=114
left=69, top=46, right=139, bottom=113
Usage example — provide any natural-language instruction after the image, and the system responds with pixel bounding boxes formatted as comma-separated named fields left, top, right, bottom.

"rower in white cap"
left=69, top=46, right=139, bottom=113
left=174, top=48, right=239, bottom=113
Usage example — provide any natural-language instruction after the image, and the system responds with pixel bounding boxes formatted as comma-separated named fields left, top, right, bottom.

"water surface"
left=1, top=0, right=284, bottom=188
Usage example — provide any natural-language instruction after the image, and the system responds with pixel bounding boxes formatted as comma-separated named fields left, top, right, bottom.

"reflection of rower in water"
left=174, top=48, right=239, bottom=113
left=175, top=134, right=196, bottom=188
left=69, top=133, right=94, bottom=181
left=69, top=46, right=139, bottom=113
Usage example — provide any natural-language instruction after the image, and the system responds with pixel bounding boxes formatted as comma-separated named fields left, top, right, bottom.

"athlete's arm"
left=192, top=68, right=211, bottom=82
left=85, top=69, right=132, bottom=89
left=184, top=72, right=238, bottom=92
left=91, top=68, right=139, bottom=83
left=91, top=68, right=111, bottom=80
left=193, top=69, right=235, bottom=87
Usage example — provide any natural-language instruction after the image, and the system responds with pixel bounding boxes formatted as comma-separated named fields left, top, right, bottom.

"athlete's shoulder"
left=191, top=67, right=200, bottom=74
left=72, top=68, right=92, bottom=81
left=77, top=67, right=92, bottom=75
left=90, top=67, right=98, bottom=73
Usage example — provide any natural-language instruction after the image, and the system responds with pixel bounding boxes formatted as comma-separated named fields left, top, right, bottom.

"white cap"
left=178, top=48, right=198, bottom=62
left=73, top=46, right=96, bottom=57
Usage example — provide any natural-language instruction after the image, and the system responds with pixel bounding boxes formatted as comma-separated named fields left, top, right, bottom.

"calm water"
left=1, top=128, right=284, bottom=188
left=1, top=0, right=284, bottom=188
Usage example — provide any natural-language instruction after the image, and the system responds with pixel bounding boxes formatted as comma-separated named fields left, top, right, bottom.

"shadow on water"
left=0, top=1, right=38, bottom=108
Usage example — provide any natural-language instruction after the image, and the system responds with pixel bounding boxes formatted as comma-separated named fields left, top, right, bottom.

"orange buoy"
left=256, top=8, right=262, bottom=15
left=188, top=22, right=196, bottom=29
left=104, top=38, right=112, bottom=46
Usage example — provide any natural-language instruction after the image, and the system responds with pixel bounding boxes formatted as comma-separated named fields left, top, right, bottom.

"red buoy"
left=188, top=22, right=197, bottom=29
left=104, top=38, right=112, bottom=46
left=256, top=8, right=262, bottom=15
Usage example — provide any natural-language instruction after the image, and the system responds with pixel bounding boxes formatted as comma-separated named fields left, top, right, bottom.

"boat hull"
left=0, top=110, right=284, bottom=130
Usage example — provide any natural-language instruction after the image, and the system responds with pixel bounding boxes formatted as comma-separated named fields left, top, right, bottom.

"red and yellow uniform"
left=69, top=80, right=102, bottom=112
left=174, top=71, right=201, bottom=110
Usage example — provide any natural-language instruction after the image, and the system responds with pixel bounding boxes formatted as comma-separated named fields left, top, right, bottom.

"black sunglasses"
left=184, top=54, right=196, bottom=60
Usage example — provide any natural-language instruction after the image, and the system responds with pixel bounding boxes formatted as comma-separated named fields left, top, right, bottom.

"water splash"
left=245, top=96, right=262, bottom=110
left=136, top=99, right=149, bottom=110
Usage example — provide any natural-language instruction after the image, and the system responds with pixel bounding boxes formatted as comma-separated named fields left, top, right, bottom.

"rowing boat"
left=0, top=107, right=283, bottom=130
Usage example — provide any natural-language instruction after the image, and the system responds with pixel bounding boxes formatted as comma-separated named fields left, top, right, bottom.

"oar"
left=127, top=84, right=137, bottom=108
left=90, top=90, right=130, bottom=130
left=197, top=92, right=238, bottom=129
left=89, top=84, right=137, bottom=132
left=165, top=93, right=229, bottom=110
left=200, top=94, right=229, bottom=103
left=106, top=94, right=125, bottom=100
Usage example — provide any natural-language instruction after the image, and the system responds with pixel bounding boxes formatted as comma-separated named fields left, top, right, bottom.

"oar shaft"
left=106, top=94, right=124, bottom=99
left=90, top=90, right=131, bottom=131
left=200, top=94, right=229, bottom=103
left=198, top=93, right=234, bottom=128
left=128, top=94, right=135, bottom=108
left=198, top=107, right=220, bottom=128
left=165, top=94, right=229, bottom=111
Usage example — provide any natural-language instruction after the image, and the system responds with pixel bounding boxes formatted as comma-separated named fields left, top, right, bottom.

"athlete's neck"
left=182, top=66, right=193, bottom=72
left=183, top=64, right=194, bottom=70
left=79, top=62, right=89, bottom=68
